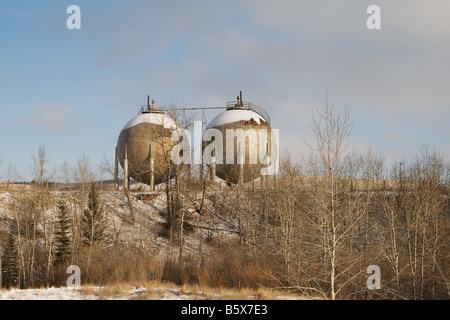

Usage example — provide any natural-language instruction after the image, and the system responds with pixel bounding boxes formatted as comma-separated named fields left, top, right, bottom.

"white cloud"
left=91, top=0, right=450, bottom=162
left=28, top=101, right=77, bottom=132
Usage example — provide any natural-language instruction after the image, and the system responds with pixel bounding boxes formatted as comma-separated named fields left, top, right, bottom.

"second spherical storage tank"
left=116, top=107, right=179, bottom=185
left=203, top=99, right=276, bottom=185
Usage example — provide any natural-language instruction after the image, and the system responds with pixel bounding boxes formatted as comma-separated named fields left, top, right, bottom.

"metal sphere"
left=204, top=107, right=276, bottom=185
left=116, top=111, right=179, bottom=185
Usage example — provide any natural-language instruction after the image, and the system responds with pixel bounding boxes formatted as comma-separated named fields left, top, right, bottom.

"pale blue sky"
left=1, top=0, right=449, bottom=181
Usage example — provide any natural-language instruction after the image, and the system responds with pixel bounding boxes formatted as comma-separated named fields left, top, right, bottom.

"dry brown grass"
left=73, top=280, right=307, bottom=300
left=77, top=285, right=101, bottom=298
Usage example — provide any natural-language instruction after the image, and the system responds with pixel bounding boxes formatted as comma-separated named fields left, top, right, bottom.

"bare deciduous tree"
left=303, top=98, right=365, bottom=300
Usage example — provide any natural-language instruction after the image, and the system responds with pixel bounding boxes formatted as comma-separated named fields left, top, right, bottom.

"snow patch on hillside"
left=0, top=286, right=309, bottom=300
left=0, top=287, right=91, bottom=300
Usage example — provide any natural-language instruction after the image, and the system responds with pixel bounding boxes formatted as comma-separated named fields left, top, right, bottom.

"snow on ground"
left=0, top=186, right=310, bottom=301
left=0, top=286, right=309, bottom=300
left=0, top=287, right=91, bottom=300
left=0, top=286, right=182, bottom=300
left=0, top=187, right=231, bottom=260
left=0, top=286, right=179, bottom=300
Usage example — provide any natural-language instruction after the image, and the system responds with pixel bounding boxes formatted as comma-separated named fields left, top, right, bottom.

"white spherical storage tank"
left=116, top=105, right=179, bottom=186
left=203, top=94, right=277, bottom=185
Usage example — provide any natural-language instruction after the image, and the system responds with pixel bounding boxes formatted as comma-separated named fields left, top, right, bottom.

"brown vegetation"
left=0, top=106, right=449, bottom=300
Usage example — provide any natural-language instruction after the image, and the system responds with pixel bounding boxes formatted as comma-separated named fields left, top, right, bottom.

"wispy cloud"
left=28, top=101, right=77, bottom=132
left=18, top=0, right=447, bottom=163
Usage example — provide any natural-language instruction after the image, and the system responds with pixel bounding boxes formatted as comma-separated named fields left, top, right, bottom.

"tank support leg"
left=238, top=142, right=244, bottom=187
left=210, top=158, right=216, bottom=183
left=124, top=143, right=129, bottom=190
left=148, top=143, right=155, bottom=191
left=150, top=157, right=155, bottom=191
left=114, top=146, right=119, bottom=191
left=199, top=162, right=204, bottom=184
left=238, top=163, right=244, bottom=187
